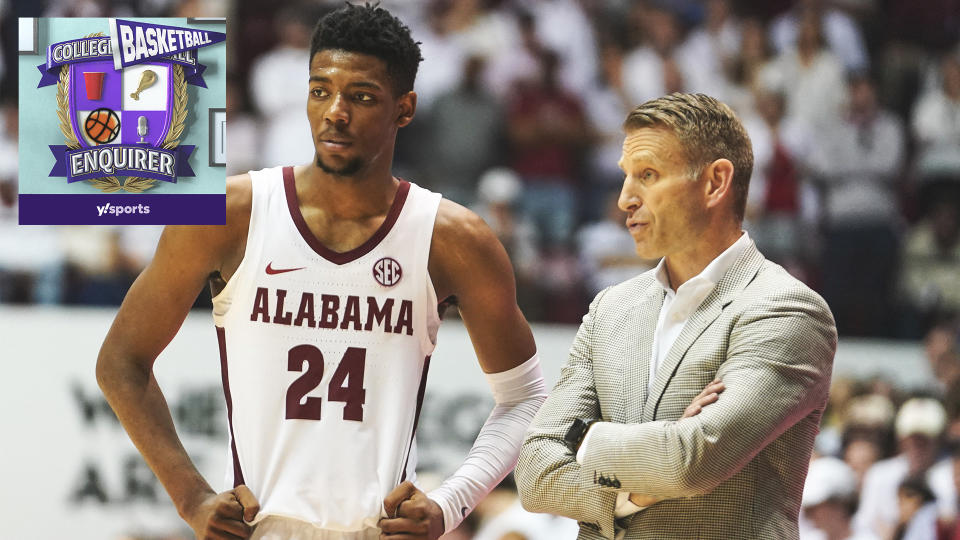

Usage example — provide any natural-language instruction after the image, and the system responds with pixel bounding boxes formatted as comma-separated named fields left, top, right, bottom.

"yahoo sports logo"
left=373, top=257, right=402, bottom=287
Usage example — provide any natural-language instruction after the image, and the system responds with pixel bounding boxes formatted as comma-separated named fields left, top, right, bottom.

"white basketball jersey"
left=212, top=166, right=442, bottom=536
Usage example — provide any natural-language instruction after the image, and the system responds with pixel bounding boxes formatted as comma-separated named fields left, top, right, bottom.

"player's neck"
left=297, top=163, right=400, bottom=220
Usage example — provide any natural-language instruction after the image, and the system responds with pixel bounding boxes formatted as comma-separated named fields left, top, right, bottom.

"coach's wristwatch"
left=564, top=418, right=600, bottom=453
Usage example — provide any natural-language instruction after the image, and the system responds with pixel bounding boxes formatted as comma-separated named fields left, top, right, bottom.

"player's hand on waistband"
left=380, top=481, right=445, bottom=540
left=186, top=485, right=261, bottom=540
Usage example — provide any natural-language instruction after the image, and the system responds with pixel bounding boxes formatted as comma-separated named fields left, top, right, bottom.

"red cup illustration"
left=84, top=72, right=105, bottom=101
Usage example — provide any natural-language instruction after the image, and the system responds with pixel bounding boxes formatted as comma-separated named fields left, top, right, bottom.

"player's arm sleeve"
left=578, top=287, right=836, bottom=497
left=426, top=353, right=547, bottom=534
left=514, top=289, right=620, bottom=540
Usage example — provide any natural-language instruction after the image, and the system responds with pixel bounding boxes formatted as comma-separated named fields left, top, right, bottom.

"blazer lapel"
left=622, top=286, right=664, bottom=423
left=641, top=242, right=766, bottom=422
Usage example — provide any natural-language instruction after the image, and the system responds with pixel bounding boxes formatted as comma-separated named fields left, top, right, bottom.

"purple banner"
left=18, top=194, right=226, bottom=225
left=109, top=19, right=225, bottom=72
left=37, top=37, right=112, bottom=87
left=49, top=145, right=195, bottom=183
left=38, top=40, right=210, bottom=88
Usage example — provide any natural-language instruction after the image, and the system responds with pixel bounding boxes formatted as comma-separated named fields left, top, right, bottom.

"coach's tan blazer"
left=516, top=241, right=837, bottom=540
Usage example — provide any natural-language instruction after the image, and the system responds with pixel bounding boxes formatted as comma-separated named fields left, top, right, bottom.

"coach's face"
left=307, top=49, right=415, bottom=177
left=617, top=127, right=709, bottom=260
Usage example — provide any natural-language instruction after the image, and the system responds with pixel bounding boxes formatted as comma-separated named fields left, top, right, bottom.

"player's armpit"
left=427, top=199, right=536, bottom=374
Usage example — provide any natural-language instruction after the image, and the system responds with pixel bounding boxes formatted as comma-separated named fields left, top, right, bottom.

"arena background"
left=1, top=0, right=959, bottom=539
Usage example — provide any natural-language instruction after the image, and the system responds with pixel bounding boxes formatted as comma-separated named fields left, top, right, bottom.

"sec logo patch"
left=373, top=257, right=402, bottom=287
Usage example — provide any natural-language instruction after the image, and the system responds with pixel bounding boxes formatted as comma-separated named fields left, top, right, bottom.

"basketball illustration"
left=84, top=108, right=120, bottom=144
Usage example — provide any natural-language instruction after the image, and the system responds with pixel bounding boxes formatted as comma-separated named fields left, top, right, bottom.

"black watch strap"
left=564, top=418, right=600, bottom=452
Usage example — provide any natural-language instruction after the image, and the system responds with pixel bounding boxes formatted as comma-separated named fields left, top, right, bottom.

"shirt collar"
left=654, top=231, right=751, bottom=295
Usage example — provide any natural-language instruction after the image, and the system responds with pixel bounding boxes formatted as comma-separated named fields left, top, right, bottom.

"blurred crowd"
left=2, top=3, right=960, bottom=540
left=2, top=0, right=960, bottom=339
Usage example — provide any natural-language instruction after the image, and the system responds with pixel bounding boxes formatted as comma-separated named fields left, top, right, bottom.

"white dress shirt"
left=577, top=231, right=751, bottom=518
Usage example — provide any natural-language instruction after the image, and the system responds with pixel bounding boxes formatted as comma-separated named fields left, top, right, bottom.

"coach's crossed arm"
left=577, top=289, right=836, bottom=498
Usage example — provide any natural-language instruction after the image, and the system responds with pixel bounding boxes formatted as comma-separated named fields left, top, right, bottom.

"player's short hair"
left=309, top=2, right=423, bottom=96
left=624, top=93, right=754, bottom=223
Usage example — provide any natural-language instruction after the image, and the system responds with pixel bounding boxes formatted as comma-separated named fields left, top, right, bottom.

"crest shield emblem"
left=51, top=31, right=190, bottom=194
left=68, top=60, right=174, bottom=149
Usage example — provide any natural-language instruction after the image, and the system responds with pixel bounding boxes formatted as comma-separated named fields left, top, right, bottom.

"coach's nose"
left=618, top=177, right=643, bottom=213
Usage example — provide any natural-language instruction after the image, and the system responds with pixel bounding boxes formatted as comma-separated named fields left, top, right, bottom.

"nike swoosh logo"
left=265, top=262, right=305, bottom=275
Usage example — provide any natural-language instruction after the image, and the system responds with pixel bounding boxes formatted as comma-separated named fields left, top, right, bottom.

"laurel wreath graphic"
left=57, top=32, right=189, bottom=193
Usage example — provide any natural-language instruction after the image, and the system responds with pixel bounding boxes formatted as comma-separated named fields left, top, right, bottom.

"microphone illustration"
left=137, top=116, right=148, bottom=144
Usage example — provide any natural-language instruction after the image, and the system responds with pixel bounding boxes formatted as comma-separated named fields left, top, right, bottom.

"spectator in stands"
left=744, top=88, right=816, bottom=282
left=894, top=476, right=940, bottom=540
left=936, top=444, right=960, bottom=539
left=576, top=189, right=657, bottom=297
left=525, top=0, right=598, bottom=100
left=677, top=0, right=742, bottom=103
left=801, top=457, right=877, bottom=540
left=808, top=72, right=905, bottom=336
left=472, top=475, right=578, bottom=540
left=912, top=52, right=960, bottom=182
left=855, top=398, right=956, bottom=538
left=724, top=16, right=776, bottom=117
left=424, top=55, right=505, bottom=206
left=768, top=0, right=869, bottom=73
left=471, top=167, right=540, bottom=318
left=60, top=227, right=139, bottom=305
left=899, top=192, right=960, bottom=335
left=506, top=48, right=590, bottom=249
left=841, top=393, right=897, bottom=489
left=0, top=98, right=65, bottom=304
left=582, top=39, right=631, bottom=220
left=760, top=11, right=848, bottom=131
left=409, top=0, right=466, bottom=113
left=620, top=4, right=689, bottom=105
left=248, top=3, right=318, bottom=167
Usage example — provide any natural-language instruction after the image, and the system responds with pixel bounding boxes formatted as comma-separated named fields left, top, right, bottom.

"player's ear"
left=396, top=91, right=416, bottom=128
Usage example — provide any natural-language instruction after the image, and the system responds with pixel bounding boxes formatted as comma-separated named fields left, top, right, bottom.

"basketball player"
left=97, top=5, right=546, bottom=540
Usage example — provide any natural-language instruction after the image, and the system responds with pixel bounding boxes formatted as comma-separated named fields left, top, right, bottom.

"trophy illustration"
left=130, top=69, right=157, bottom=100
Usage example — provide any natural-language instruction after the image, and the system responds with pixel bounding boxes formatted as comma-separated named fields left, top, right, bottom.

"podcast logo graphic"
left=38, top=20, right=224, bottom=194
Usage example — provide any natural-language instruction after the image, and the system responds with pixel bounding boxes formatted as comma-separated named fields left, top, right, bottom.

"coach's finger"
left=234, top=485, right=261, bottom=522
left=383, top=481, right=418, bottom=518
left=697, top=380, right=725, bottom=399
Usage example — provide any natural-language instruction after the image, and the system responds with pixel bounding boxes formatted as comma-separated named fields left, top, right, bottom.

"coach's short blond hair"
left=623, top=93, right=754, bottom=222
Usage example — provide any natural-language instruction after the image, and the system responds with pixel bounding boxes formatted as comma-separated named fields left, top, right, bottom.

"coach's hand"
left=629, top=379, right=725, bottom=508
left=186, top=485, right=260, bottom=540
left=683, top=378, right=724, bottom=418
left=380, top=481, right=445, bottom=540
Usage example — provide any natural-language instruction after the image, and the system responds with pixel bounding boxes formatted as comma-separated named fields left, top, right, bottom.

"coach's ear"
left=396, top=91, right=417, bottom=128
left=703, top=158, right=735, bottom=212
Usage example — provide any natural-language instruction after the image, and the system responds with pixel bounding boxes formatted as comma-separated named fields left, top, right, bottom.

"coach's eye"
left=311, top=88, right=329, bottom=98
left=355, top=93, right=374, bottom=102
